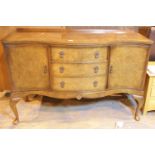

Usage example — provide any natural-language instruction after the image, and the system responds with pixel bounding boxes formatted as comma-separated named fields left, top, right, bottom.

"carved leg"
left=9, top=97, right=20, bottom=125
left=134, top=95, right=144, bottom=111
left=126, top=94, right=143, bottom=121
left=135, top=95, right=144, bottom=120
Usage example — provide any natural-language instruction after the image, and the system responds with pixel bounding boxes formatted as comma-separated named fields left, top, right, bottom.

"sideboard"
left=2, top=28, right=153, bottom=124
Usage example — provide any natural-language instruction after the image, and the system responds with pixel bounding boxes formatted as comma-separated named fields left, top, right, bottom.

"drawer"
left=51, top=47, right=108, bottom=63
left=51, top=63, right=107, bottom=77
left=52, top=76, right=106, bottom=91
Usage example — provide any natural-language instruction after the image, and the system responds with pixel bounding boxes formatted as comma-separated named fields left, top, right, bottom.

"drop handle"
left=60, top=81, right=65, bottom=88
left=109, top=65, right=113, bottom=73
left=95, top=52, right=99, bottom=59
left=94, top=66, right=99, bottom=73
left=59, top=67, right=64, bottom=73
left=43, top=65, right=48, bottom=74
left=59, top=51, right=64, bottom=58
left=93, top=81, right=98, bottom=87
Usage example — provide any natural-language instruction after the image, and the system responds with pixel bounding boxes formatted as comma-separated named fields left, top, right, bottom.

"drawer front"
left=52, top=76, right=106, bottom=91
left=51, top=63, right=107, bottom=77
left=51, top=47, right=108, bottom=63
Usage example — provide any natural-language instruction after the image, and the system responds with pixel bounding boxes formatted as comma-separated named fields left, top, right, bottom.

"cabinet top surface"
left=3, top=29, right=153, bottom=45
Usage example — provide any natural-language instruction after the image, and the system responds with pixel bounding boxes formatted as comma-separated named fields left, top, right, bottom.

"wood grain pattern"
left=0, top=26, right=16, bottom=90
left=52, top=76, right=106, bottom=91
left=108, top=45, right=149, bottom=90
left=10, top=89, right=144, bottom=99
left=7, top=44, right=49, bottom=91
left=51, top=63, right=107, bottom=77
left=3, top=30, right=153, bottom=45
left=0, top=27, right=153, bottom=91
left=4, top=31, right=152, bottom=98
left=51, top=47, right=108, bottom=63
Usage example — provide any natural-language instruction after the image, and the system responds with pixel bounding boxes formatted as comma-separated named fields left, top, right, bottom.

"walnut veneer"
left=2, top=29, right=153, bottom=124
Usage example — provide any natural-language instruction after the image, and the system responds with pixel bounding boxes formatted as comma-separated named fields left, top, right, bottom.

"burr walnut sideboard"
left=2, top=29, right=153, bottom=124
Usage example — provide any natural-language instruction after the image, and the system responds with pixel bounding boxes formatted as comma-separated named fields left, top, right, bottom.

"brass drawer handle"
left=95, top=52, right=99, bottom=59
left=93, top=81, right=98, bottom=87
left=60, top=81, right=65, bottom=88
left=59, top=67, right=64, bottom=73
left=94, top=66, right=99, bottom=73
left=59, top=51, right=64, bottom=58
left=43, top=65, right=48, bottom=74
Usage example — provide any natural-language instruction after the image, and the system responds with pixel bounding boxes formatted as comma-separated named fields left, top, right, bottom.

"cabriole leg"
left=126, top=94, right=143, bottom=121
left=134, top=95, right=144, bottom=120
left=9, top=97, right=20, bottom=125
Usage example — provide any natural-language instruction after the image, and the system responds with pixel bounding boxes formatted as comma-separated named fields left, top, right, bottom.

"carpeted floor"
left=0, top=91, right=155, bottom=129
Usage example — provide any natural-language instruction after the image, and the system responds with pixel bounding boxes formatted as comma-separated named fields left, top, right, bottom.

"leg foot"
left=125, top=94, right=143, bottom=121
left=13, top=118, right=19, bottom=125
left=9, top=97, right=20, bottom=124
left=134, top=95, right=144, bottom=121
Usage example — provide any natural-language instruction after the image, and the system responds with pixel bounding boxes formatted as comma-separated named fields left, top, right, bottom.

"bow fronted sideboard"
left=2, top=28, right=153, bottom=124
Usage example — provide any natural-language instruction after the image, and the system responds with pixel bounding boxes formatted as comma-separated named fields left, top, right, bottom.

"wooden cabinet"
left=2, top=29, right=153, bottom=123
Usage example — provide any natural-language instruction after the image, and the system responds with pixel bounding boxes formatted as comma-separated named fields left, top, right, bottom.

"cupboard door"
left=108, top=45, right=149, bottom=90
left=7, top=45, right=49, bottom=91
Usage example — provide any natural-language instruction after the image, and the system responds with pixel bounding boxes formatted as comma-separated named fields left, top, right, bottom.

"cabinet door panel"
left=8, top=45, right=49, bottom=90
left=108, top=45, right=148, bottom=90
